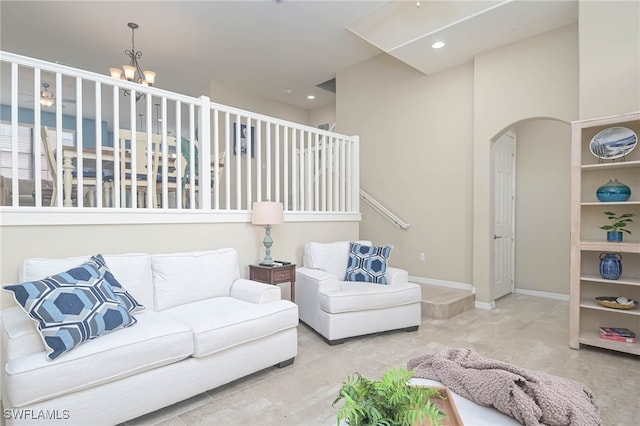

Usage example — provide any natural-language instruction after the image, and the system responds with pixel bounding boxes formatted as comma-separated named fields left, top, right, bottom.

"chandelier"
left=40, top=83, right=55, bottom=107
left=109, top=22, right=156, bottom=101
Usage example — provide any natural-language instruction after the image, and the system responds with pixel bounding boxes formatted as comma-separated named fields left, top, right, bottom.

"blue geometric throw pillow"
left=345, top=242, right=393, bottom=284
left=3, top=257, right=137, bottom=360
left=90, top=254, right=144, bottom=313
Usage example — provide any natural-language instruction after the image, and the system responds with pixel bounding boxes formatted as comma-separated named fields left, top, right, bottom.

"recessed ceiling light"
left=307, top=95, right=315, bottom=100
left=432, top=41, right=445, bottom=49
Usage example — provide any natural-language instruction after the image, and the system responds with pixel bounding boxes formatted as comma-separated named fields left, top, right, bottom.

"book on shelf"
left=599, top=334, right=637, bottom=343
left=599, top=327, right=636, bottom=338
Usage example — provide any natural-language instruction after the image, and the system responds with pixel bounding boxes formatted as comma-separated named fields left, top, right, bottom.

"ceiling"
left=0, top=1, right=577, bottom=110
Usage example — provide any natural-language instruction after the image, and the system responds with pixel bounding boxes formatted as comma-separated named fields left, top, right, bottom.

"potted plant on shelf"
left=599, top=211, right=635, bottom=242
left=333, top=367, right=446, bottom=426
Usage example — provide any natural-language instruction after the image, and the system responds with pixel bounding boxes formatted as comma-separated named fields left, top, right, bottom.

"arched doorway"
left=490, top=118, right=571, bottom=303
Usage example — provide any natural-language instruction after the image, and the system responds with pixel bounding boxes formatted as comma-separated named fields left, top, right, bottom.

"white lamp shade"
left=252, top=201, right=284, bottom=225
left=123, top=65, right=136, bottom=80
left=143, top=70, right=156, bottom=86
left=109, top=67, right=123, bottom=79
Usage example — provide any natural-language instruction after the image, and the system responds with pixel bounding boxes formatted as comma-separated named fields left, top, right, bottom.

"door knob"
left=494, top=234, right=502, bottom=239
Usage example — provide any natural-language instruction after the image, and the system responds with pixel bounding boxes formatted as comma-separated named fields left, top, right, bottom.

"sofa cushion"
left=91, top=254, right=144, bottom=312
left=152, top=248, right=240, bottom=311
left=319, top=281, right=422, bottom=314
left=345, top=242, right=393, bottom=284
left=3, top=257, right=136, bottom=360
left=22, top=253, right=154, bottom=311
left=304, top=240, right=371, bottom=279
left=4, top=310, right=193, bottom=407
left=161, top=297, right=298, bottom=357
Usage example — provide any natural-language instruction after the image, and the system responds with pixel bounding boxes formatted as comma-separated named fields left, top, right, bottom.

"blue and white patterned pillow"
left=345, top=242, right=393, bottom=284
left=3, top=257, right=137, bottom=360
left=90, top=254, right=144, bottom=313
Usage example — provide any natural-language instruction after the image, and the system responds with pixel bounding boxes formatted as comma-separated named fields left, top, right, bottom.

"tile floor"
left=125, top=294, right=639, bottom=426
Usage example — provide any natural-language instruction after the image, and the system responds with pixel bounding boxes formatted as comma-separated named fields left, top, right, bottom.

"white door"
left=492, top=132, right=516, bottom=299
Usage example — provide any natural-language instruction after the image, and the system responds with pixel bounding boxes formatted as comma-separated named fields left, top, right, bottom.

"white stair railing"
left=0, top=51, right=359, bottom=215
left=359, top=189, right=410, bottom=229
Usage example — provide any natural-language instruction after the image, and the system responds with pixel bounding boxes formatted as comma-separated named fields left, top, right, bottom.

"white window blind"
left=0, top=123, right=74, bottom=181
left=0, top=123, right=33, bottom=179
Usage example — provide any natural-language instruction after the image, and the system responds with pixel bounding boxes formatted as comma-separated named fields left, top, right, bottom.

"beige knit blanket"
left=407, top=348, right=602, bottom=426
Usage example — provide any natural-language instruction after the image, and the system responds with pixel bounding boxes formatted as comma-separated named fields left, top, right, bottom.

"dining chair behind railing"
left=118, top=130, right=179, bottom=208
left=118, top=130, right=160, bottom=208
left=179, top=137, right=226, bottom=209
left=41, top=127, right=100, bottom=207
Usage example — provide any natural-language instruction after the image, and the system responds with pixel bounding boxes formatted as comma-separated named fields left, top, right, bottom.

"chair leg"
left=103, top=182, right=112, bottom=207
left=87, top=187, right=96, bottom=207
left=137, top=189, right=145, bottom=208
left=51, top=186, right=57, bottom=207
left=275, top=357, right=295, bottom=368
left=324, top=337, right=347, bottom=346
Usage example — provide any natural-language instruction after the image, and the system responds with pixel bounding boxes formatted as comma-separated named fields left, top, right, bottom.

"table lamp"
left=251, top=201, right=284, bottom=266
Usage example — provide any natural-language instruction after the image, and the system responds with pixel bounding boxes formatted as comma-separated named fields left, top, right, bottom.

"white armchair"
left=296, top=240, right=422, bottom=345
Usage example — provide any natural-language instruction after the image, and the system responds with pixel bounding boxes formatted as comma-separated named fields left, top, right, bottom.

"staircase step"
left=420, top=284, right=475, bottom=319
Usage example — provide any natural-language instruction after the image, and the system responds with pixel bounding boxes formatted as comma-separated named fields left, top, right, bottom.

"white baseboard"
left=474, top=301, right=496, bottom=311
left=409, top=276, right=474, bottom=292
left=408, top=277, right=569, bottom=310
left=514, top=288, right=569, bottom=301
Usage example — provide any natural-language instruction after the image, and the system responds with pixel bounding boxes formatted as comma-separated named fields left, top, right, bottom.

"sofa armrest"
left=296, top=267, right=341, bottom=293
left=1, top=306, right=45, bottom=362
left=230, top=278, right=282, bottom=304
left=387, top=266, right=409, bottom=285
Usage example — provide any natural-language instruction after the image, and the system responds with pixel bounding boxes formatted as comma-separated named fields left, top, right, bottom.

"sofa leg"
left=275, top=357, right=295, bottom=368
left=404, top=326, right=419, bottom=332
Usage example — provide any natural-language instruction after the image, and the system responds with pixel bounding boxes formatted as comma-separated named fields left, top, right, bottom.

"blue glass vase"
left=596, top=179, right=631, bottom=202
left=599, top=252, right=622, bottom=280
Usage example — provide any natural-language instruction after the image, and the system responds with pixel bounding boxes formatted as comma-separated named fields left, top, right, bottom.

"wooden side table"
left=249, top=264, right=296, bottom=302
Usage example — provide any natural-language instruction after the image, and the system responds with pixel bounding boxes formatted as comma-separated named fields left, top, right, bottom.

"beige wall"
left=515, top=119, right=571, bottom=294
left=309, top=104, right=336, bottom=130
left=0, top=221, right=358, bottom=309
left=338, top=56, right=475, bottom=284
left=209, top=82, right=310, bottom=124
left=338, top=25, right=579, bottom=303
left=472, top=25, right=579, bottom=302
left=578, top=0, right=640, bottom=119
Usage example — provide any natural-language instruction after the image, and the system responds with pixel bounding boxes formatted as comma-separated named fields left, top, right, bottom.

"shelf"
left=580, top=274, right=640, bottom=286
left=571, top=112, right=640, bottom=356
left=578, top=329, right=640, bottom=355
left=582, top=160, right=640, bottom=171
left=580, top=299, right=640, bottom=316
left=580, top=241, right=640, bottom=253
left=581, top=201, right=640, bottom=206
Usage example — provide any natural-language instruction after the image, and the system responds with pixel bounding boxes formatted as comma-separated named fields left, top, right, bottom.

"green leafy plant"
left=599, top=211, right=635, bottom=235
left=333, top=367, right=446, bottom=426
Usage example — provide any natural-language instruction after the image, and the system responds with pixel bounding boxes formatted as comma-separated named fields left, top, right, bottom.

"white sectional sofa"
left=1, top=248, right=299, bottom=426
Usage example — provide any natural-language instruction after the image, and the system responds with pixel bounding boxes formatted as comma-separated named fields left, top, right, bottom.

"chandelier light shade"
left=40, top=83, right=55, bottom=107
left=252, top=201, right=285, bottom=266
left=109, top=22, right=156, bottom=101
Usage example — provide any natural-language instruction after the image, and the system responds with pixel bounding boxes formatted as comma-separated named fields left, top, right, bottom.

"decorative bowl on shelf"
left=589, top=127, right=637, bottom=160
left=595, top=296, right=638, bottom=310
